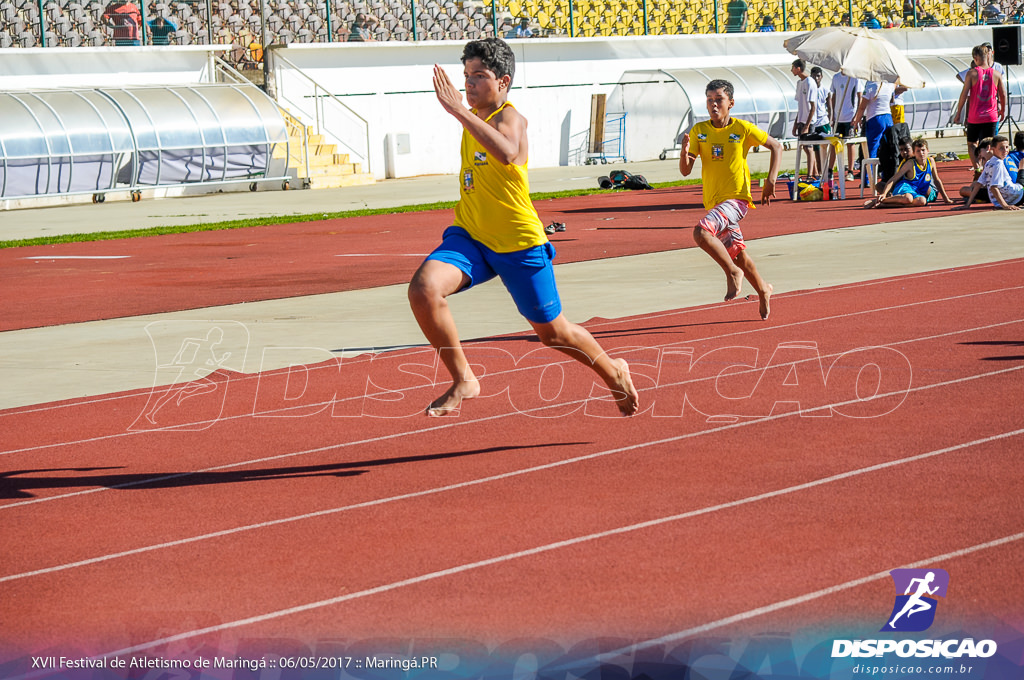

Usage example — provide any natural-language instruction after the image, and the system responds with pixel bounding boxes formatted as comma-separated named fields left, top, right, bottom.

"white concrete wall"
left=0, top=45, right=230, bottom=90
left=0, top=25, right=994, bottom=182
left=271, top=26, right=992, bottom=178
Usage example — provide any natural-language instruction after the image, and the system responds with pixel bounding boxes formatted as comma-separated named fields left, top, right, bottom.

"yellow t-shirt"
left=690, top=117, right=768, bottom=210
left=452, top=102, right=547, bottom=253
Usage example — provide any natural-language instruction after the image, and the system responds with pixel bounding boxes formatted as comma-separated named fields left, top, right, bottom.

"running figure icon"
left=889, top=571, right=939, bottom=628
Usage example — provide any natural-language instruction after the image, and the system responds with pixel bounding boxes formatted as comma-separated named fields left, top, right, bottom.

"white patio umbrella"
left=783, top=26, right=927, bottom=89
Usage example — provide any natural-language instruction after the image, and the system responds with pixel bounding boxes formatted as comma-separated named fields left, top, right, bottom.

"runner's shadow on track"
left=960, top=340, right=1024, bottom=361
left=590, top=318, right=760, bottom=338
left=557, top=203, right=703, bottom=215
left=0, top=443, right=588, bottom=499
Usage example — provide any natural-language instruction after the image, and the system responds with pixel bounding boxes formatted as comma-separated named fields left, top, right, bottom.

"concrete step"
left=288, top=167, right=376, bottom=189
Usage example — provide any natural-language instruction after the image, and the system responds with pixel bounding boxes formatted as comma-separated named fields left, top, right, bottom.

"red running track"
left=0, top=162, right=978, bottom=331
left=1, top=258, right=1022, bottom=666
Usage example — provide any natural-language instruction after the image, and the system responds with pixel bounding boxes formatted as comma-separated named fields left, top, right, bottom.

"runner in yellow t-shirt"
left=408, top=38, right=639, bottom=417
left=678, top=79, right=782, bottom=320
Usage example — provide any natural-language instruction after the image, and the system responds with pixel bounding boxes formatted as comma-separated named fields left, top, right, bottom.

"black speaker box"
left=993, top=25, right=1022, bottom=67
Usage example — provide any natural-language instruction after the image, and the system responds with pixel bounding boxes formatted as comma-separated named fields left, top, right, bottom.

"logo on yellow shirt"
left=712, top=144, right=724, bottom=160
left=474, top=151, right=488, bottom=165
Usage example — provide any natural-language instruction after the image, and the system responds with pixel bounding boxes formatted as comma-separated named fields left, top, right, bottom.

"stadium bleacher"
left=0, top=0, right=1019, bottom=52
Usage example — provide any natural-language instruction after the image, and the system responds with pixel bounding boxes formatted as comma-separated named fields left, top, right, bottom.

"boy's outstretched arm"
left=432, top=64, right=524, bottom=165
left=760, top=134, right=782, bottom=205
left=932, top=166, right=953, bottom=204
left=876, top=161, right=910, bottom=202
left=678, top=133, right=696, bottom=177
left=958, top=181, right=983, bottom=209
left=990, top=185, right=1021, bottom=210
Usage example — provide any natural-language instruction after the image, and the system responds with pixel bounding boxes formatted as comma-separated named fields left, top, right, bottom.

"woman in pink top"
left=954, top=44, right=1008, bottom=173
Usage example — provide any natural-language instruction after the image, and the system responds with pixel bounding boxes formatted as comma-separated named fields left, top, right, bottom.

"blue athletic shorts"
left=892, top=181, right=937, bottom=202
left=865, top=114, right=893, bottom=160
left=426, top=226, right=563, bottom=324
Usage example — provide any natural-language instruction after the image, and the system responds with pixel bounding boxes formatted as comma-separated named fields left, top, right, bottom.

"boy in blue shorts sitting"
left=408, top=38, right=639, bottom=417
left=866, top=138, right=952, bottom=208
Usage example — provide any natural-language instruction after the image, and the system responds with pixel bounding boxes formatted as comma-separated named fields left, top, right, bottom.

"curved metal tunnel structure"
left=0, top=83, right=289, bottom=201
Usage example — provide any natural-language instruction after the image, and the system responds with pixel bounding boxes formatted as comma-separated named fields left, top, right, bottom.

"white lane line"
left=29, top=440, right=1024, bottom=662
left=2, top=306, right=1020, bottom=467
left=598, top=530, right=1024, bottom=660
left=1, top=261, right=1018, bottom=419
left=19, top=255, right=130, bottom=260
left=2, top=369, right=1020, bottom=583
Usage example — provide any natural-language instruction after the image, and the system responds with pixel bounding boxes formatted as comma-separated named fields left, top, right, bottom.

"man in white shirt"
left=791, top=59, right=819, bottom=176
left=852, top=80, right=896, bottom=166
left=829, top=72, right=865, bottom=180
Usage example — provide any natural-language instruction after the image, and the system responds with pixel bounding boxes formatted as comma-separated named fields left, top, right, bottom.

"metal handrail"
left=268, top=49, right=372, bottom=174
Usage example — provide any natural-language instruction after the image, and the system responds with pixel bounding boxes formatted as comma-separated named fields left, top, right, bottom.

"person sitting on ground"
left=874, top=135, right=912, bottom=194
left=1008, top=130, right=1024, bottom=184
left=959, top=137, right=994, bottom=203
left=961, top=135, right=1024, bottom=210
left=866, top=138, right=952, bottom=208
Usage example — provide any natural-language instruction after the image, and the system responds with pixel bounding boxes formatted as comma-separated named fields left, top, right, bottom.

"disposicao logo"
left=831, top=567, right=998, bottom=660
left=882, top=568, right=949, bottom=632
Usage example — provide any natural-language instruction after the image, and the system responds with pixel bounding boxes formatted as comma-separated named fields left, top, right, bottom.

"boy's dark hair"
left=992, top=135, right=1009, bottom=146
left=810, top=66, right=822, bottom=77
left=706, top=79, right=734, bottom=99
left=792, top=58, right=805, bottom=71
left=462, top=38, right=515, bottom=86
left=977, top=136, right=993, bottom=151
left=898, top=136, right=912, bottom=147
left=1014, top=130, right=1024, bottom=150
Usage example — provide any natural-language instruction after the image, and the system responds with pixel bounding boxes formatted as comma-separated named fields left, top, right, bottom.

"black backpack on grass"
left=599, top=169, right=653, bottom=190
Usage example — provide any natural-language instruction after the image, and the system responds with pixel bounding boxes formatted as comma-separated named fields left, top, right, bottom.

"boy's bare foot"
left=758, top=283, right=773, bottom=320
left=426, top=379, right=480, bottom=417
left=607, top=358, right=640, bottom=416
left=725, top=267, right=744, bottom=301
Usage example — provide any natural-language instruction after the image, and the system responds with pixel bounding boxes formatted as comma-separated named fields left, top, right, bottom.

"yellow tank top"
left=452, top=102, right=547, bottom=253
left=690, top=118, right=768, bottom=210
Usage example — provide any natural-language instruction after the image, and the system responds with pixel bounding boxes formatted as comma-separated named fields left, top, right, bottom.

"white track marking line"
left=2, top=280, right=1022, bottom=460
left=597, top=530, right=1024, bottom=660
left=1, top=319, right=1020, bottom=512
left=2, top=367, right=1020, bottom=582
left=18, top=255, right=130, bottom=260
left=22, top=442, right=1024, bottom=662
left=1, top=259, right=1018, bottom=419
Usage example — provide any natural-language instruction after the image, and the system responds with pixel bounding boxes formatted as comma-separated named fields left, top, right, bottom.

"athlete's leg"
left=530, top=314, right=639, bottom=416
left=408, top=259, right=480, bottom=416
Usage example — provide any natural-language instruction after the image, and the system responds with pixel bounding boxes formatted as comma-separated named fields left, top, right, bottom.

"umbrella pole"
left=847, top=0, right=852, bottom=25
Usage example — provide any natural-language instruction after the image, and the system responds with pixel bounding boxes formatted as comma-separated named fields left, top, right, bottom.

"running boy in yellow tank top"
left=679, top=79, right=782, bottom=320
left=408, top=38, right=639, bottom=417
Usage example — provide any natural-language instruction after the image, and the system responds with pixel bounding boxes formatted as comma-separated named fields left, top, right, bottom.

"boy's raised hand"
left=433, top=64, right=464, bottom=116
left=679, top=132, right=691, bottom=156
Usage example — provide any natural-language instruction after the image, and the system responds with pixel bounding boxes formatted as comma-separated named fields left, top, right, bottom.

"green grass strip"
left=1, top=174, right=769, bottom=250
